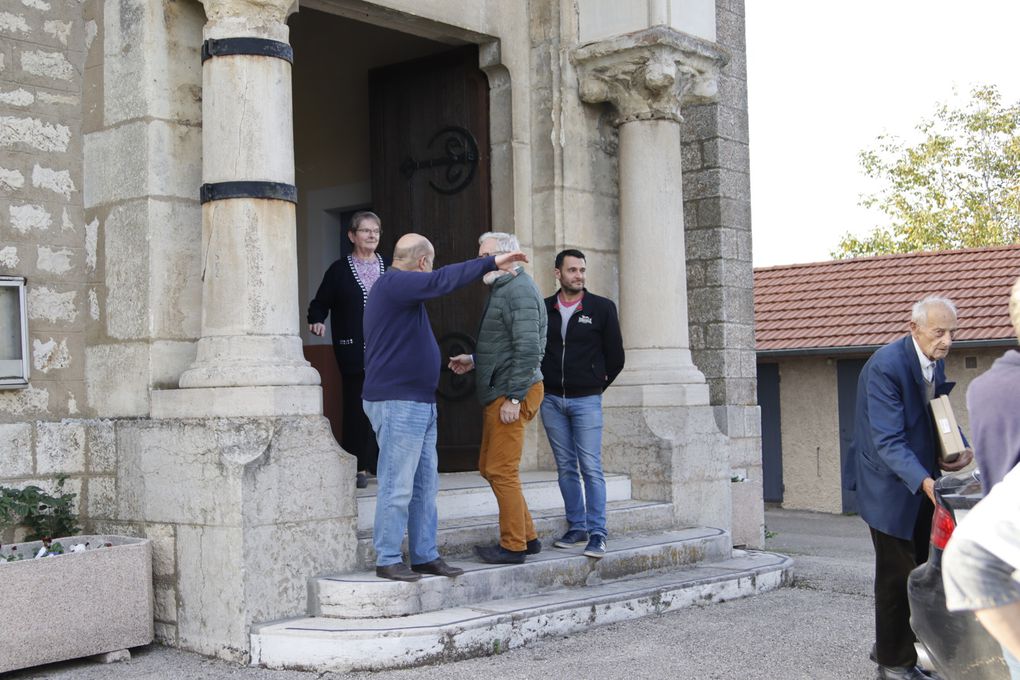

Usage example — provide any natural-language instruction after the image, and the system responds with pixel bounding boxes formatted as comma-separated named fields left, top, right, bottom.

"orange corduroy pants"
left=478, top=382, right=544, bottom=552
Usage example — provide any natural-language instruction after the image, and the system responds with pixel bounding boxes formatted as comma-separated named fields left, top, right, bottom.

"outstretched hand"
left=448, top=354, right=475, bottom=375
left=495, top=251, right=528, bottom=274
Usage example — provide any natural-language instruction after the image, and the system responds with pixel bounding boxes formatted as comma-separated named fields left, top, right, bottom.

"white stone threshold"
left=251, top=550, right=792, bottom=673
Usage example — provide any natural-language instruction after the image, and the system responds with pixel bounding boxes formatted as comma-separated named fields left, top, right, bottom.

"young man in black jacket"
left=540, top=249, right=624, bottom=558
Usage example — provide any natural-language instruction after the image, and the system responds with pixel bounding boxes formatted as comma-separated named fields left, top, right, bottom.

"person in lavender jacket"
left=943, top=275, right=1020, bottom=679
left=362, top=233, right=527, bottom=582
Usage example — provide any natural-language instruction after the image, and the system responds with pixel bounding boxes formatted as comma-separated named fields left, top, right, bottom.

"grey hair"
left=911, top=295, right=958, bottom=325
left=478, top=231, right=520, bottom=253
left=1010, top=276, right=1020, bottom=339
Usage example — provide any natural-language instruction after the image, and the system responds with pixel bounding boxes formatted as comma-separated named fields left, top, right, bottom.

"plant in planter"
left=0, top=481, right=153, bottom=673
left=0, top=478, right=80, bottom=543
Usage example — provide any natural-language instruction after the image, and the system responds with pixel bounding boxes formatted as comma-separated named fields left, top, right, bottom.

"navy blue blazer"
left=843, top=335, right=956, bottom=540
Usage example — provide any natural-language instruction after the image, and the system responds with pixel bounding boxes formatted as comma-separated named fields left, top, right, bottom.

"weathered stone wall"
left=1, top=0, right=102, bottom=521
left=1, top=0, right=205, bottom=542
left=530, top=0, right=620, bottom=301
left=681, top=0, right=762, bottom=546
left=82, top=0, right=203, bottom=416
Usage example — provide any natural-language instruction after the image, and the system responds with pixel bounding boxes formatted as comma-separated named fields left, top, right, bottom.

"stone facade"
left=1, top=0, right=92, bottom=518
left=1, top=0, right=764, bottom=662
left=683, top=1, right=761, bottom=546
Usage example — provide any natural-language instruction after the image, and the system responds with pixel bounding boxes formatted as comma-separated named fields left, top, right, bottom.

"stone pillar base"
left=150, top=385, right=323, bottom=419
left=178, top=335, right=320, bottom=389
left=112, top=414, right=356, bottom=662
left=603, top=403, right=732, bottom=534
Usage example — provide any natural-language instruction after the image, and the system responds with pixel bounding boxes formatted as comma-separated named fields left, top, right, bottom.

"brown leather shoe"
left=375, top=563, right=422, bottom=582
left=411, top=558, right=464, bottom=577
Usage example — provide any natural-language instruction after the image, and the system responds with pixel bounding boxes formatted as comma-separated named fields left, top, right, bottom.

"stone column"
left=134, top=4, right=355, bottom=662
left=152, top=0, right=321, bottom=418
left=574, top=26, right=727, bottom=407
left=572, top=27, right=735, bottom=532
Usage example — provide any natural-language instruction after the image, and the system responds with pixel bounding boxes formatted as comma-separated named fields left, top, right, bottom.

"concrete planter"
left=0, top=535, right=153, bottom=673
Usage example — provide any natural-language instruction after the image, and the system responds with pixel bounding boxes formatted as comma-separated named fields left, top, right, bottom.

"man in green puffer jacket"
left=448, top=231, right=548, bottom=564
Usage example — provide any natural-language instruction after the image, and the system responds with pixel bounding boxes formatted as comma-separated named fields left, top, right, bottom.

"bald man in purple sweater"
left=362, top=233, right=527, bottom=582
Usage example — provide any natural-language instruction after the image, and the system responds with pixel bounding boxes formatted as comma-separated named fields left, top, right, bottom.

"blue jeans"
left=540, top=393, right=607, bottom=537
left=363, top=400, right=440, bottom=567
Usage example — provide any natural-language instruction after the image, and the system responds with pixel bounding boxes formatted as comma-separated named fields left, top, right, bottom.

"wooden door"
left=369, top=46, right=491, bottom=471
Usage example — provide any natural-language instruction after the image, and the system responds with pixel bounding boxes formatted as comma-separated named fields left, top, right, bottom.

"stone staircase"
left=250, top=471, right=791, bottom=672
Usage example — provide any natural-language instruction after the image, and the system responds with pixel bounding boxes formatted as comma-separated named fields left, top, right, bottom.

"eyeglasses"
left=478, top=250, right=508, bottom=258
left=355, top=228, right=381, bottom=235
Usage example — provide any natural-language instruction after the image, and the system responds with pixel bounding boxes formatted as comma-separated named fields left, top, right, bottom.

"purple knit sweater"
left=965, top=348, right=1020, bottom=493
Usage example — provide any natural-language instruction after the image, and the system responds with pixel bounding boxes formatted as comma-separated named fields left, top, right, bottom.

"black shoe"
left=554, top=529, right=588, bottom=548
left=411, top=558, right=464, bottom=577
left=583, top=534, right=607, bottom=558
left=356, top=472, right=368, bottom=489
left=526, top=538, right=542, bottom=555
left=375, top=563, right=422, bottom=582
left=474, top=544, right=525, bottom=564
left=876, top=665, right=935, bottom=680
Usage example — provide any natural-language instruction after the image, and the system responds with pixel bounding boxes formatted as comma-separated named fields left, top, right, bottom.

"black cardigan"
left=307, top=254, right=388, bottom=373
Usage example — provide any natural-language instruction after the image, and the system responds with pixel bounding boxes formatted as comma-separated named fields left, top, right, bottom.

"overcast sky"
left=745, top=1, right=1020, bottom=268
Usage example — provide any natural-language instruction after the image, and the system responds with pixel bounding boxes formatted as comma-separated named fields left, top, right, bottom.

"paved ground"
left=8, top=509, right=877, bottom=680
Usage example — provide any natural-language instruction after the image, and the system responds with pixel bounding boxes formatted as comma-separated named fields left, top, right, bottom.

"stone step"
left=355, top=470, right=632, bottom=531
left=252, top=549, right=792, bottom=674
left=315, top=527, right=731, bottom=619
left=354, top=498, right=676, bottom=568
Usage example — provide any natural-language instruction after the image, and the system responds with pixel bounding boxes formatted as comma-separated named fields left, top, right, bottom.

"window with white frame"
left=0, top=277, right=29, bottom=388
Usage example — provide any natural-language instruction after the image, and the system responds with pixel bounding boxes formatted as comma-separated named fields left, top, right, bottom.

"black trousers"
left=869, top=497, right=934, bottom=667
left=340, top=371, right=378, bottom=475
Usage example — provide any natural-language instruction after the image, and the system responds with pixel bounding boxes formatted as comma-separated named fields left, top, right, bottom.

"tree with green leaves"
left=833, top=85, right=1020, bottom=258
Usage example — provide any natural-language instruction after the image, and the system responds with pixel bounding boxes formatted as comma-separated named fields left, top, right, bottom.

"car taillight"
left=931, top=503, right=956, bottom=550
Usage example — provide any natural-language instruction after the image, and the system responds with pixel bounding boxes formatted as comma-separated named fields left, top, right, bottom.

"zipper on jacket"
left=560, top=307, right=575, bottom=396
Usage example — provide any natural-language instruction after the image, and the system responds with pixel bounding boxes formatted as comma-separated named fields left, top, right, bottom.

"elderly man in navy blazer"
left=846, top=295, right=973, bottom=680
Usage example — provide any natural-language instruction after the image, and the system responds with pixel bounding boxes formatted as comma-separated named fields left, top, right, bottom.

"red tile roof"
left=754, top=245, right=1020, bottom=353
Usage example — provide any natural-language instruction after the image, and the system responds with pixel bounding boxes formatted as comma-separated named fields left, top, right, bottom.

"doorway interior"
left=290, top=8, right=494, bottom=471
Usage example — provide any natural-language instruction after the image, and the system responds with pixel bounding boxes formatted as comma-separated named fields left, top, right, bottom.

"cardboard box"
left=930, top=395, right=966, bottom=464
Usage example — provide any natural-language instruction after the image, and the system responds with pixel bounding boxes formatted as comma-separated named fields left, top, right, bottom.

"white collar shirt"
left=912, top=337, right=936, bottom=383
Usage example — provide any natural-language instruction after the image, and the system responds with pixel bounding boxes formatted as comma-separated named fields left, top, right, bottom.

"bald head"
left=392, top=233, right=435, bottom=271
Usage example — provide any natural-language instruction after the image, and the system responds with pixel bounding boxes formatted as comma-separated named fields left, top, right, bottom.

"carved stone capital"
left=572, top=26, right=729, bottom=125
left=201, top=0, right=294, bottom=26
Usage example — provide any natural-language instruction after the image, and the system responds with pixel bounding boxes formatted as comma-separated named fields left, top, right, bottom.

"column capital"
left=200, top=0, right=294, bottom=26
left=572, top=26, right=728, bottom=125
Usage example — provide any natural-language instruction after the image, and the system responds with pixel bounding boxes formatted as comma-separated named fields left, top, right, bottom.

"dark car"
left=908, top=469, right=1009, bottom=679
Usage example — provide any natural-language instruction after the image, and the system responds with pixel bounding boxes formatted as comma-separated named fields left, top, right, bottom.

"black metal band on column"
left=201, top=38, right=294, bottom=64
left=200, top=182, right=297, bottom=204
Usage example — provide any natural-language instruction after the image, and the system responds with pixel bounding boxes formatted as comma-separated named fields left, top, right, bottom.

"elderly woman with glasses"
left=307, top=210, right=390, bottom=488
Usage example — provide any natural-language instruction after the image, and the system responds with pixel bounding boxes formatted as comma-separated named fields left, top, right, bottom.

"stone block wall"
left=82, top=0, right=203, bottom=418
left=1, top=0, right=207, bottom=644
left=1, top=1, right=87, bottom=420
left=0, top=0, right=110, bottom=524
left=682, top=0, right=763, bottom=547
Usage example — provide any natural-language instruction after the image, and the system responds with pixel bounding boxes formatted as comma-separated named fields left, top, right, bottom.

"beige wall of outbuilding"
left=773, top=345, right=1004, bottom=514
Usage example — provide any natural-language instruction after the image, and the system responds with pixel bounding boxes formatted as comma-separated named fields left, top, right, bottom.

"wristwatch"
left=509, top=397, right=521, bottom=405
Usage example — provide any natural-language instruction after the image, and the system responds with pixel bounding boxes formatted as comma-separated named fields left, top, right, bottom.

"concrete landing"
left=251, top=549, right=792, bottom=673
